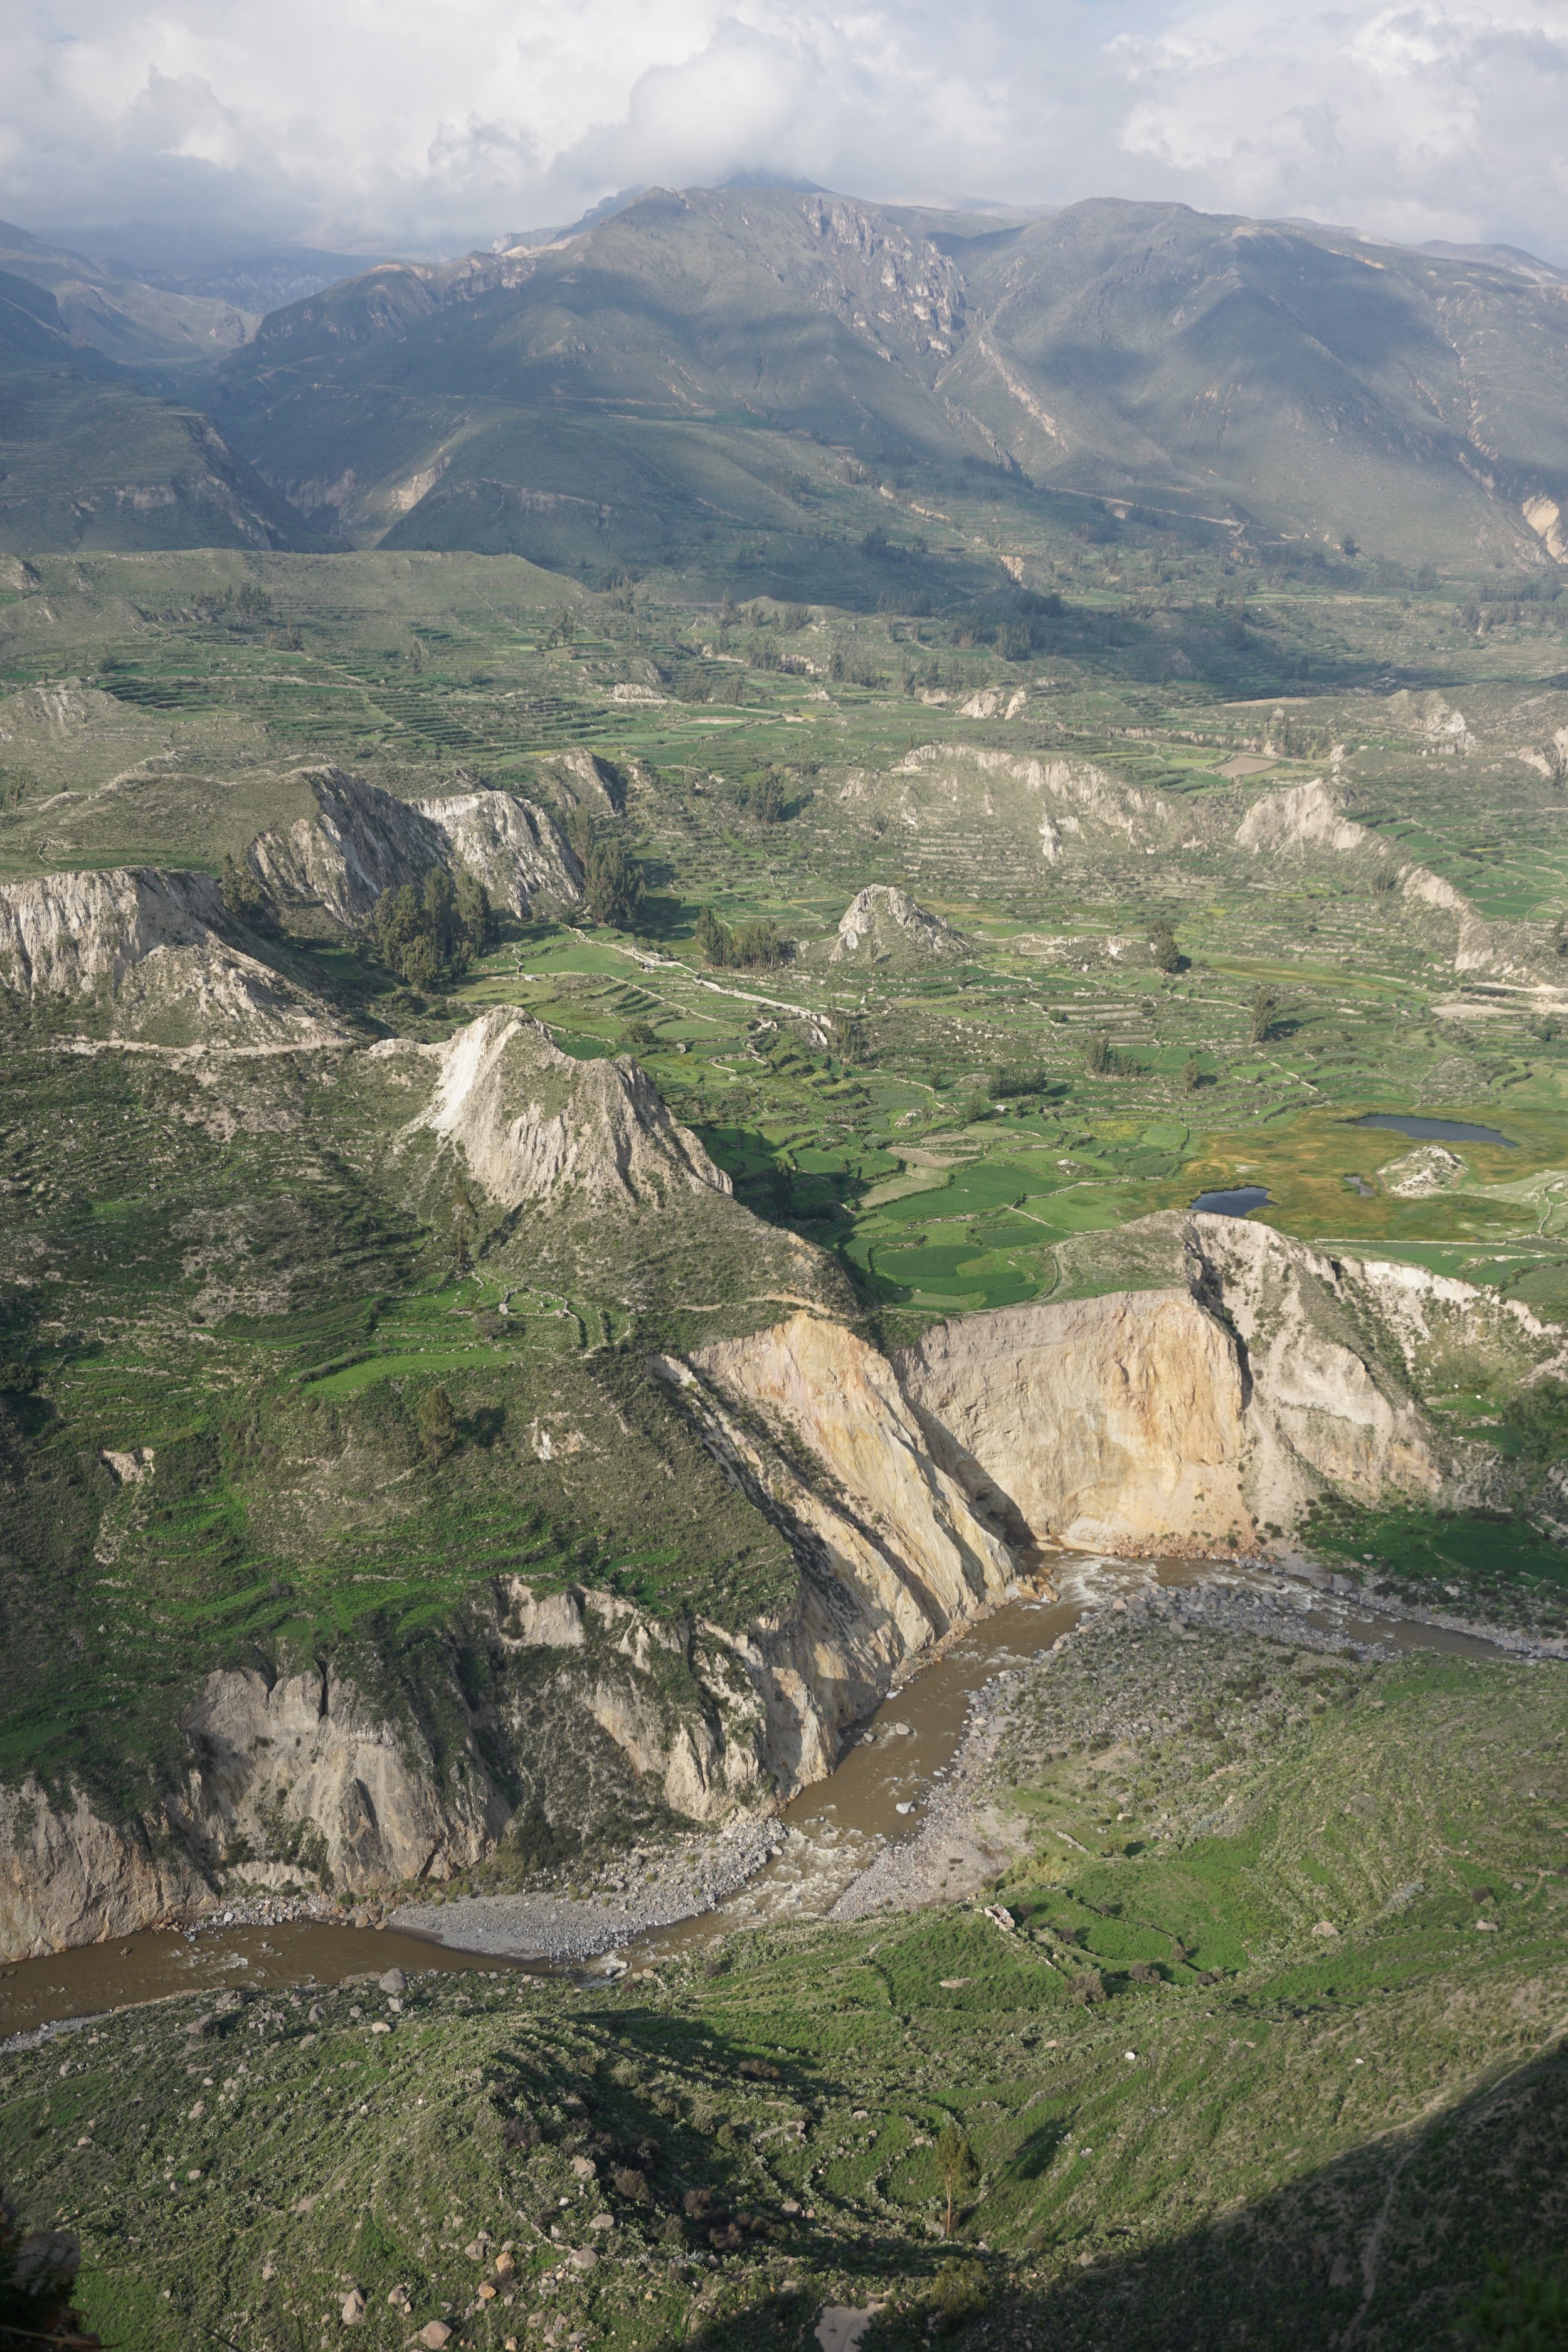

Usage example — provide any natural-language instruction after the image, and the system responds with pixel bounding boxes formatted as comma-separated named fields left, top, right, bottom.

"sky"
left=5, top=0, right=1567, bottom=262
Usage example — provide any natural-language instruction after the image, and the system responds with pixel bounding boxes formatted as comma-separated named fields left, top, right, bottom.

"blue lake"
left=1192, top=1185, right=1271, bottom=1217
left=1353, top=1113, right=1515, bottom=1149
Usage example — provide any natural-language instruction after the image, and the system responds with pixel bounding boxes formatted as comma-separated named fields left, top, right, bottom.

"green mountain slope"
left=208, top=189, right=1568, bottom=573
left=946, top=198, right=1568, bottom=563
left=0, top=276, right=320, bottom=555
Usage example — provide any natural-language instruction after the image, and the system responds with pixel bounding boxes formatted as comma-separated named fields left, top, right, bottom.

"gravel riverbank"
left=386, top=1811, right=785, bottom=1966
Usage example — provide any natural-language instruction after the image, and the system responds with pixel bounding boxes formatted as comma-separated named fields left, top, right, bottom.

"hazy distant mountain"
left=0, top=263, right=319, bottom=554
left=42, top=221, right=395, bottom=320
left=1417, top=240, right=1568, bottom=285
left=941, top=199, right=1568, bottom=563
left=207, top=188, right=1568, bottom=571
left=0, top=219, right=258, bottom=366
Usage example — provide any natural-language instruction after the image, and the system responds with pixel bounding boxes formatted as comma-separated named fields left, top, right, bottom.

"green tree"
left=1181, top=1051, right=1204, bottom=1092
left=729, top=918, right=784, bottom=970
left=696, top=907, right=733, bottom=967
left=220, top=853, right=277, bottom=935
left=1084, top=1031, right=1113, bottom=1076
left=1148, top=918, right=1182, bottom=973
left=733, top=766, right=788, bottom=823
left=367, top=866, right=493, bottom=989
left=582, top=836, right=645, bottom=930
left=1250, top=985, right=1280, bottom=1044
left=453, top=869, right=497, bottom=951
left=935, top=2121, right=980, bottom=2238
left=450, top=1178, right=475, bottom=1277
left=416, top=1385, right=460, bottom=1467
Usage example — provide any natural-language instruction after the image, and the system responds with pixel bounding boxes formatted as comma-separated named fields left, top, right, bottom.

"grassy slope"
left=0, top=365, right=319, bottom=555
left=4, top=1620, right=1562, bottom=2351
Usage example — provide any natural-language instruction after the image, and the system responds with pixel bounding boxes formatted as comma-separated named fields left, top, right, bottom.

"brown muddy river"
left=0, top=1559, right=1527, bottom=2038
left=0, top=1919, right=526, bottom=2046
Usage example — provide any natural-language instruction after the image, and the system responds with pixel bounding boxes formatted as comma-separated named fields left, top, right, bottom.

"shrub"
left=930, top=2257, right=990, bottom=2334
left=936, top=2121, right=981, bottom=2237
left=1465, top=2255, right=1568, bottom=2346
left=1069, top=1968, right=1107, bottom=2005
left=416, top=1385, right=460, bottom=1467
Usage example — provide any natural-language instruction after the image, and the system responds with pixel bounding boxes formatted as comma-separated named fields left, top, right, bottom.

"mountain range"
left=4, top=189, right=1568, bottom=571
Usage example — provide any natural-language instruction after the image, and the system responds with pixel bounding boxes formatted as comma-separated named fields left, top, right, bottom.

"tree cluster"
left=220, top=854, right=280, bottom=936
left=368, top=867, right=496, bottom=990
left=695, top=907, right=787, bottom=970
left=566, top=813, right=647, bottom=930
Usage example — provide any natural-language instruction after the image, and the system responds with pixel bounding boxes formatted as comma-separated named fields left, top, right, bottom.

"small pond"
left=1191, top=1185, right=1271, bottom=1217
left=1353, top=1113, right=1515, bottom=1148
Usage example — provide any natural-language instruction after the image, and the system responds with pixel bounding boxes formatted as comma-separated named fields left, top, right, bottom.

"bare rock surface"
left=829, top=885, right=966, bottom=964
left=377, top=1007, right=731, bottom=1210
left=0, top=866, right=341, bottom=1046
left=413, top=788, right=580, bottom=914
left=249, top=766, right=579, bottom=923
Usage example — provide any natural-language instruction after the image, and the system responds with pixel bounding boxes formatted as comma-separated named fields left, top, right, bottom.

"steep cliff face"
left=249, top=768, right=580, bottom=923
left=376, top=1007, right=731, bottom=1210
left=660, top=1313, right=1019, bottom=1788
left=899, top=1287, right=1260, bottom=1551
left=895, top=1215, right=1554, bottom=1552
left=7, top=1215, right=1554, bottom=1956
left=0, top=1579, right=774, bottom=1957
left=0, top=866, right=341, bottom=1046
left=0, top=1783, right=211, bottom=1960
left=413, top=789, right=580, bottom=916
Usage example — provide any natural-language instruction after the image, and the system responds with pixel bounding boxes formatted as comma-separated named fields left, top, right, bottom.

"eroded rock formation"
left=0, top=866, right=341, bottom=1046
left=248, top=766, right=580, bottom=923
left=829, top=885, right=967, bottom=964
left=5, top=1213, right=1558, bottom=1956
left=376, top=1007, right=732, bottom=1210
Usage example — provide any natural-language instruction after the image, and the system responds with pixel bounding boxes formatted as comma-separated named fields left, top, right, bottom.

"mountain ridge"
left=205, top=187, right=1568, bottom=571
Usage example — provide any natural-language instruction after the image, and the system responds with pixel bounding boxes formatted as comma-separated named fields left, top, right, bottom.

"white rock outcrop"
left=879, top=743, right=1175, bottom=864
left=1234, top=778, right=1372, bottom=857
left=830, top=884, right=966, bottom=963
left=0, top=867, right=340, bottom=1046
left=381, top=1007, right=731, bottom=1209
left=1231, top=781, right=1546, bottom=983
left=249, top=767, right=580, bottom=923
left=413, top=789, right=580, bottom=916
left=1380, top=1143, right=1464, bottom=1197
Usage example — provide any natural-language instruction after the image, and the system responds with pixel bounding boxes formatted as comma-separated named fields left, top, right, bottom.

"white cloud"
left=0, top=0, right=1564, bottom=261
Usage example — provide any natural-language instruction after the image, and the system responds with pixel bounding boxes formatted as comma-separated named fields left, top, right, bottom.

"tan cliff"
left=4, top=1215, right=1555, bottom=1957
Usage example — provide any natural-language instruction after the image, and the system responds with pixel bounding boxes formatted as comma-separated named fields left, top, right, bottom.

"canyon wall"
left=6, top=1214, right=1554, bottom=1957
